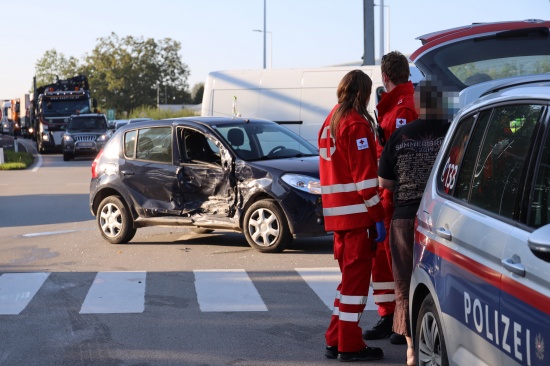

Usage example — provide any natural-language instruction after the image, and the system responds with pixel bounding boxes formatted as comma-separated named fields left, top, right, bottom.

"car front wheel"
left=97, top=195, right=136, bottom=244
left=243, top=199, right=291, bottom=253
left=415, top=294, right=449, bottom=366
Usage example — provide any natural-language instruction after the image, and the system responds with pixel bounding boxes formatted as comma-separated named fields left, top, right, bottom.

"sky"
left=1, top=0, right=549, bottom=100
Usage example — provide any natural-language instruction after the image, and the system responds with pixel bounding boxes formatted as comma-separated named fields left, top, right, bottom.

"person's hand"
left=375, top=221, right=386, bottom=243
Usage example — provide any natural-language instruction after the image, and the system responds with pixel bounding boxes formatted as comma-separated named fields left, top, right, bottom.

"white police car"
left=410, top=20, right=550, bottom=366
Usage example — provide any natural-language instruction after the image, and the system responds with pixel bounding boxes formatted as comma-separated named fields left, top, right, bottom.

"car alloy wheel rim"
left=418, top=311, right=443, bottom=366
left=99, top=203, right=122, bottom=238
left=248, top=207, right=280, bottom=247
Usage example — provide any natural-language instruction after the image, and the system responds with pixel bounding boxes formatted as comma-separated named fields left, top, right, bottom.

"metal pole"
left=379, top=0, right=385, bottom=61
left=263, top=0, right=267, bottom=69
left=363, top=0, right=375, bottom=65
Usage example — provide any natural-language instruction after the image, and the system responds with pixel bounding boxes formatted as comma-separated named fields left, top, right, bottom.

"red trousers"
left=371, top=188, right=396, bottom=317
left=325, top=227, right=376, bottom=352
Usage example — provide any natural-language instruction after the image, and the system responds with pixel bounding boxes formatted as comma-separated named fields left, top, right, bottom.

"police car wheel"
left=97, top=195, right=136, bottom=244
left=415, top=294, right=449, bottom=366
left=243, top=199, right=291, bottom=253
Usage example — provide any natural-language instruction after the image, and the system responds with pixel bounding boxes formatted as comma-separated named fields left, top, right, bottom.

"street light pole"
left=253, top=29, right=272, bottom=68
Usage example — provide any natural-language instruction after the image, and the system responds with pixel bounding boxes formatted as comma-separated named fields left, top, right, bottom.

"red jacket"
left=318, top=106, right=384, bottom=231
left=376, top=81, right=418, bottom=158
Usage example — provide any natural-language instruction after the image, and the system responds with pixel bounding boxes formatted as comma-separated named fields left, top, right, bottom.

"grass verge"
left=0, top=149, right=34, bottom=170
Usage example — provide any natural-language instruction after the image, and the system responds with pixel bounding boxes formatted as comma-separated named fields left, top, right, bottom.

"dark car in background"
left=62, top=113, right=111, bottom=161
left=89, top=117, right=326, bottom=253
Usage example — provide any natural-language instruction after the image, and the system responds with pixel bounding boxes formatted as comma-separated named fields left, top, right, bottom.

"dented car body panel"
left=90, top=117, right=327, bottom=252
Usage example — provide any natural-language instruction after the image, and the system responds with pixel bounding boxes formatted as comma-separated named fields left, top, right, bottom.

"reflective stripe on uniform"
left=364, top=195, right=381, bottom=207
left=340, top=295, right=368, bottom=305
left=372, top=282, right=396, bottom=290
left=333, top=306, right=340, bottom=316
left=321, top=178, right=378, bottom=194
left=339, top=311, right=361, bottom=322
left=373, top=293, right=396, bottom=303
left=323, top=204, right=368, bottom=216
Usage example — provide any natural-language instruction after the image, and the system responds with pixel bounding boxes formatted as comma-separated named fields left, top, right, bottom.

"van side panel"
left=201, top=66, right=421, bottom=147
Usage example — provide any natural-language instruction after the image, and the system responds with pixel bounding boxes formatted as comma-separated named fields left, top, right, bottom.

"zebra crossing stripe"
left=0, top=272, right=50, bottom=315
left=80, top=271, right=146, bottom=314
left=296, top=268, right=377, bottom=311
left=193, top=269, right=267, bottom=312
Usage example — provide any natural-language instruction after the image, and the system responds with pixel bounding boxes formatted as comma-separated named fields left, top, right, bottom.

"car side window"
left=124, top=130, right=137, bottom=159
left=438, top=114, right=476, bottom=196
left=182, top=129, right=221, bottom=165
left=453, top=105, right=542, bottom=219
left=529, top=124, right=550, bottom=228
left=135, top=127, right=172, bottom=163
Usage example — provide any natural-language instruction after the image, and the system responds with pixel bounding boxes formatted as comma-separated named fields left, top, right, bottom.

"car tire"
left=63, top=152, right=73, bottom=161
left=97, top=195, right=136, bottom=244
left=243, top=199, right=291, bottom=253
left=415, top=294, right=449, bottom=366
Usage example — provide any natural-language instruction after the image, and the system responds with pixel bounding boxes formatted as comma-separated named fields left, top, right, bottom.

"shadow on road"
left=0, top=194, right=92, bottom=227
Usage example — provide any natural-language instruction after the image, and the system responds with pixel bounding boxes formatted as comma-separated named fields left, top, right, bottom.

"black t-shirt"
left=378, top=118, right=450, bottom=219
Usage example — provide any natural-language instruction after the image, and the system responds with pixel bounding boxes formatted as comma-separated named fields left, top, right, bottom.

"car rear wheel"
left=97, top=195, right=136, bottom=244
left=415, top=294, right=449, bottom=366
left=243, top=199, right=291, bottom=253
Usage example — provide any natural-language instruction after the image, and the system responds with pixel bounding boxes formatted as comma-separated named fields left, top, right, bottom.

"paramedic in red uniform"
left=319, top=69, right=386, bottom=362
left=364, top=51, right=418, bottom=345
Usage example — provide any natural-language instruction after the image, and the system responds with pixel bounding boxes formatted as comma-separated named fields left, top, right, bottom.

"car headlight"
left=63, top=135, right=74, bottom=142
left=97, top=134, right=109, bottom=142
left=281, top=174, right=321, bottom=195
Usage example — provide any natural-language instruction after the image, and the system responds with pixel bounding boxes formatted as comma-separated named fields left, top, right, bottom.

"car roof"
left=114, top=116, right=281, bottom=133
left=70, top=113, right=106, bottom=118
left=411, top=19, right=550, bottom=61
left=458, top=79, right=550, bottom=118
left=410, top=19, right=550, bottom=93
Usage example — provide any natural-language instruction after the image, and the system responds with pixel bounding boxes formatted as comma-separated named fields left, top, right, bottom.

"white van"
left=201, top=65, right=424, bottom=146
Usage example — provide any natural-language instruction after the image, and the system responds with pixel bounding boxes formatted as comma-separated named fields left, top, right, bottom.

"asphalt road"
left=0, top=137, right=410, bottom=366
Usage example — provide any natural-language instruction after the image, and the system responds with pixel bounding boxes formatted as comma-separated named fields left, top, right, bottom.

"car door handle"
left=121, top=170, right=134, bottom=176
left=502, top=257, right=526, bottom=277
left=436, top=227, right=452, bottom=241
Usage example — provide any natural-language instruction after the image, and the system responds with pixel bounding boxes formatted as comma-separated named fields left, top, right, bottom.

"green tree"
left=82, top=33, right=191, bottom=115
left=34, top=49, right=81, bottom=88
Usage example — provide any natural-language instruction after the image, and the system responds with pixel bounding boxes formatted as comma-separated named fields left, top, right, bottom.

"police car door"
left=433, top=107, right=523, bottom=365
left=500, top=104, right=550, bottom=366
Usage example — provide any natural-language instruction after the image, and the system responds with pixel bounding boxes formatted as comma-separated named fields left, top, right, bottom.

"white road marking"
left=0, top=272, right=50, bottom=315
left=296, top=267, right=376, bottom=311
left=80, top=271, right=146, bottom=314
left=194, top=269, right=267, bottom=312
left=22, top=230, right=76, bottom=237
left=31, top=153, right=42, bottom=172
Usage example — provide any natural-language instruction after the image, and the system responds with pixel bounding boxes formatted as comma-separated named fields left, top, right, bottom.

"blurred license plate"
left=79, top=142, right=93, bottom=147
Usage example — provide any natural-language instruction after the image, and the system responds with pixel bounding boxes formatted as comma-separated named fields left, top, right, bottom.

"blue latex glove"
left=375, top=221, right=386, bottom=243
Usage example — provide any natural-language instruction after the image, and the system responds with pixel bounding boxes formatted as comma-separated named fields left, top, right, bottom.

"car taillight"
left=91, top=149, right=103, bottom=178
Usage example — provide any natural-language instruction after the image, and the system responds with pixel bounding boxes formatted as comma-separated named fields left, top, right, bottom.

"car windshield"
left=214, top=122, right=319, bottom=161
left=68, top=117, right=107, bottom=131
left=416, top=26, right=550, bottom=91
left=42, top=98, right=91, bottom=117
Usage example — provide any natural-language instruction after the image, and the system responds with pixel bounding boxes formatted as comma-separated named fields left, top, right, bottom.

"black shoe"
left=338, top=346, right=384, bottom=362
left=389, top=332, right=407, bottom=345
left=325, top=346, right=338, bottom=359
left=363, top=314, right=393, bottom=340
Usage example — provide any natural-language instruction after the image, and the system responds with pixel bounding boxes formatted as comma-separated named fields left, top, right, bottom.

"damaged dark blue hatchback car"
left=89, top=117, right=326, bottom=253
